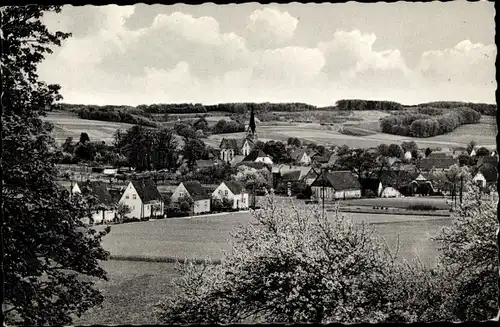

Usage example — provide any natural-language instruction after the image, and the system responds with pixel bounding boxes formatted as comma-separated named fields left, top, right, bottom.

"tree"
left=387, top=144, right=404, bottom=158
left=377, top=144, right=390, bottom=157
left=433, top=183, right=498, bottom=321
left=2, top=5, right=110, bottom=325
left=425, top=148, right=432, bottom=158
left=401, top=141, right=418, bottom=155
left=62, top=137, right=75, bottom=154
left=263, top=140, right=288, bottom=164
left=116, top=203, right=132, bottom=223
left=155, top=196, right=420, bottom=324
left=287, top=137, right=301, bottom=148
left=248, top=106, right=256, bottom=135
left=476, top=147, right=490, bottom=157
left=335, top=148, right=378, bottom=179
left=79, top=132, right=90, bottom=144
left=183, top=137, right=208, bottom=168
left=466, top=140, right=477, bottom=155
left=337, top=144, right=350, bottom=156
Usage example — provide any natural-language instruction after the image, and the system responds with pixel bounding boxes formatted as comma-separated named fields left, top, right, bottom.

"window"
left=179, top=191, right=184, bottom=198
left=219, top=190, right=223, bottom=195
left=224, top=190, right=228, bottom=196
left=125, top=195, right=129, bottom=199
left=242, top=197, right=246, bottom=203
left=132, top=194, right=137, bottom=200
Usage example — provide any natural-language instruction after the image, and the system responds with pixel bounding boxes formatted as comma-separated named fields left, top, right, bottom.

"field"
left=43, top=110, right=496, bottom=149
left=340, top=196, right=452, bottom=210
left=75, top=208, right=452, bottom=325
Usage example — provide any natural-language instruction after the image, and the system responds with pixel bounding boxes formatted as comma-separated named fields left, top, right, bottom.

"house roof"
left=427, top=152, right=451, bottom=159
left=79, top=181, right=116, bottom=207
left=131, top=178, right=162, bottom=203
left=311, top=170, right=361, bottom=191
left=243, top=149, right=269, bottom=162
left=478, top=163, right=498, bottom=183
left=477, top=155, right=498, bottom=167
left=223, top=180, right=245, bottom=194
left=419, top=158, right=458, bottom=171
left=290, top=148, right=308, bottom=161
left=313, top=152, right=332, bottom=163
left=220, top=137, right=254, bottom=151
left=182, top=181, right=210, bottom=200
left=230, top=155, right=245, bottom=166
left=281, top=170, right=302, bottom=181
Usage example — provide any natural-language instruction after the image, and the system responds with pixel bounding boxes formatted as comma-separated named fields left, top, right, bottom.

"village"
left=56, top=109, right=498, bottom=226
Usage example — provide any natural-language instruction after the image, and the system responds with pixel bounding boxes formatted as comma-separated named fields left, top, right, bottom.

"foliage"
left=401, top=141, right=418, bottom=155
left=116, top=203, right=132, bottom=222
left=335, top=148, right=379, bottom=179
left=415, top=101, right=496, bottom=116
left=380, top=107, right=481, bottom=138
left=387, top=144, right=404, bottom=158
left=335, top=99, right=403, bottom=111
left=476, top=147, right=490, bottom=157
left=234, top=165, right=271, bottom=190
left=2, top=5, right=110, bottom=324
left=263, top=140, right=289, bottom=164
left=433, top=183, right=499, bottom=321
left=77, top=105, right=158, bottom=127
left=467, top=140, right=477, bottom=155
left=287, top=137, right=301, bottom=148
left=211, top=119, right=245, bottom=134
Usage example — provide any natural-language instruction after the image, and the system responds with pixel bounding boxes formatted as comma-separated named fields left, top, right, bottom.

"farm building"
left=311, top=151, right=333, bottom=165
left=381, top=187, right=402, bottom=198
left=72, top=181, right=117, bottom=225
left=310, top=171, right=362, bottom=200
left=272, top=164, right=319, bottom=187
left=171, top=181, right=211, bottom=214
left=243, top=149, right=273, bottom=165
left=212, top=181, right=249, bottom=210
left=219, top=137, right=255, bottom=163
left=472, top=163, right=498, bottom=189
left=119, top=179, right=165, bottom=219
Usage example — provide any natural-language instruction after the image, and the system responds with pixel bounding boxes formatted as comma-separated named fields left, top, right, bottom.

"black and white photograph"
left=2, top=1, right=498, bottom=325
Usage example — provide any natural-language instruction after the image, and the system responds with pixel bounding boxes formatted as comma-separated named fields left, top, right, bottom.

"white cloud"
left=245, top=8, right=298, bottom=49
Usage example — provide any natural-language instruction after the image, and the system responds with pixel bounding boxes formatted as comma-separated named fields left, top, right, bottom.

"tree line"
left=380, top=107, right=482, bottom=137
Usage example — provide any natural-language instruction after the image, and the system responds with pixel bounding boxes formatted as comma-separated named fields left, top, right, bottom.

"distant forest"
left=53, top=99, right=496, bottom=127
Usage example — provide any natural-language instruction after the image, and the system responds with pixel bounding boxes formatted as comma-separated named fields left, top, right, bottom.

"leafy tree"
left=476, top=147, right=490, bottom=157
left=116, top=203, right=131, bottom=223
left=2, top=5, right=110, bottom=325
left=287, top=137, right=301, bottom=148
left=425, top=148, right=432, bottom=158
left=401, top=141, right=418, bottom=155
left=183, top=137, right=208, bottom=168
left=387, top=143, right=404, bottom=158
left=433, top=183, right=499, bottom=321
left=79, top=132, right=90, bottom=144
left=155, top=196, right=415, bottom=324
left=335, top=148, right=378, bottom=179
left=263, top=140, right=288, bottom=164
left=253, top=140, right=265, bottom=151
left=337, top=144, right=350, bottom=156
left=466, top=140, right=477, bottom=155
left=62, top=136, right=75, bottom=153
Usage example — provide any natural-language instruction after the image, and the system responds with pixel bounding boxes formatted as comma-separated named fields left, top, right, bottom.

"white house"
left=212, top=181, right=249, bottom=210
left=72, top=181, right=117, bottom=225
left=103, top=168, right=118, bottom=175
left=243, top=149, right=273, bottom=165
left=310, top=171, right=362, bottom=200
left=289, top=148, right=313, bottom=165
left=219, top=137, right=255, bottom=163
left=118, top=179, right=165, bottom=219
left=171, top=181, right=211, bottom=215
left=404, top=151, right=412, bottom=160
left=381, top=187, right=402, bottom=198
left=472, top=172, right=487, bottom=188
left=470, top=148, right=477, bottom=156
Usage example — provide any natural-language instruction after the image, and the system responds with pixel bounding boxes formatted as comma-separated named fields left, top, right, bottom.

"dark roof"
left=427, top=152, right=451, bottom=159
left=419, top=158, right=458, bottom=171
left=108, top=188, right=124, bottom=203
left=478, top=163, right=498, bottom=183
left=281, top=170, right=302, bottom=181
left=243, top=149, right=268, bottom=162
left=311, top=171, right=361, bottom=191
left=223, top=180, right=245, bottom=194
left=79, top=181, right=116, bottom=207
left=182, top=181, right=210, bottom=200
left=219, top=138, right=239, bottom=150
left=313, top=153, right=331, bottom=163
left=131, top=179, right=162, bottom=203
left=477, top=155, right=498, bottom=167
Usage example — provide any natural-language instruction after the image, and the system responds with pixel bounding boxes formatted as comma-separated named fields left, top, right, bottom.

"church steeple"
left=247, top=106, right=257, bottom=140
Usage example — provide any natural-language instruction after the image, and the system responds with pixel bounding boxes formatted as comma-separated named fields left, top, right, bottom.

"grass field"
left=43, top=110, right=495, bottom=150
left=339, top=196, right=452, bottom=210
left=75, top=208, right=452, bottom=325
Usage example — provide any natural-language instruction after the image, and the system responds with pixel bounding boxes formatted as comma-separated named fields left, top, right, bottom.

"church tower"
left=247, top=106, right=257, bottom=141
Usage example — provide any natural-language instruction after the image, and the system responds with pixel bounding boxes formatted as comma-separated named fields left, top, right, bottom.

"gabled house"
left=473, top=163, right=498, bottom=189
left=404, top=151, right=412, bottom=160
left=118, top=179, right=165, bottom=219
left=171, top=181, right=211, bottom=214
left=289, top=148, right=313, bottom=165
left=243, top=149, right=273, bottom=165
left=72, top=181, right=117, bottom=225
left=310, top=171, right=362, bottom=200
left=273, top=164, right=319, bottom=186
left=212, top=181, right=249, bottom=210
left=219, top=137, right=255, bottom=163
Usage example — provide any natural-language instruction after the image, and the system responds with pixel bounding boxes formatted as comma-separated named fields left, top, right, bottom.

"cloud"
left=245, top=8, right=299, bottom=49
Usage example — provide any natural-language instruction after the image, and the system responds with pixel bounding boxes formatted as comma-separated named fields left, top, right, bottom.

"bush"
left=407, top=204, right=438, bottom=211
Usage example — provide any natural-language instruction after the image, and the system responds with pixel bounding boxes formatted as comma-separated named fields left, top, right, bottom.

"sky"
left=38, top=2, right=496, bottom=107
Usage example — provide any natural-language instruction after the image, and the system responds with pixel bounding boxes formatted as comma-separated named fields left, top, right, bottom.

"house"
left=289, top=148, right=313, bottom=165
left=473, top=163, right=498, bottom=188
left=310, top=171, right=362, bottom=200
left=171, top=181, right=211, bottom=214
left=469, top=148, right=477, bottom=156
left=243, top=149, right=273, bottom=165
left=219, top=137, right=255, bottom=163
left=72, top=181, right=117, bottom=224
left=272, top=165, right=319, bottom=186
left=419, top=157, right=458, bottom=172
left=408, top=172, right=438, bottom=195
left=212, top=181, right=249, bottom=210
left=404, top=151, right=412, bottom=160
left=118, top=178, right=165, bottom=219
left=312, top=151, right=333, bottom=165
left=230, top=155, right=245, bottom=167
left=380, top=187, right=402, bottom=198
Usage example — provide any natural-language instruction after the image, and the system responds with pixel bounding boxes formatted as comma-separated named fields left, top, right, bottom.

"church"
left=219, top=107, right=258, bottom=163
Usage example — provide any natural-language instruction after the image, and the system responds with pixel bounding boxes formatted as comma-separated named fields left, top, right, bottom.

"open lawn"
left=77, top=208, right=452, bottom=325
left=339, top=196, right=452, bottom=210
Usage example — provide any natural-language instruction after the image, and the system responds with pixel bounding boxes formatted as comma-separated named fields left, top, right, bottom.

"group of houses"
left=69, top=178, right=250, bottom=225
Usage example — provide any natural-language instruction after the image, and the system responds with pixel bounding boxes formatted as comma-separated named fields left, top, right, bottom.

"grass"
left=339, top=197, right=451, bottom=210
left=340, top=125, right=377, bottom=137
left=76, top=209, right=451, bottom=325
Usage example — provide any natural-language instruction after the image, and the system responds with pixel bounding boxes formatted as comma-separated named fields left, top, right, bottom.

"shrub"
left=407, top=204, right=438, bottom=211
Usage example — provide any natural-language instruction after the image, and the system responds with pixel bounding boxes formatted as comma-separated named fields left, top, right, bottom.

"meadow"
left=43, top=110, right=495, bottom=149
left=76, top=208, right=452, bottom=325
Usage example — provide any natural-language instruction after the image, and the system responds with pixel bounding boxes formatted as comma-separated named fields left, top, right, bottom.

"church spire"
left=248, top=106, right=256, bottom=137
